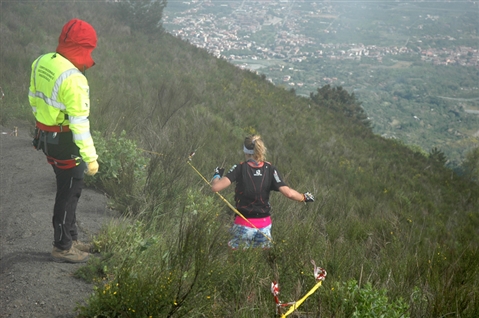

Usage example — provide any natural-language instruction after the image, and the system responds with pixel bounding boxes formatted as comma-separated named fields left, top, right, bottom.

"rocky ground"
left=0, top=120, right=116, bottom=318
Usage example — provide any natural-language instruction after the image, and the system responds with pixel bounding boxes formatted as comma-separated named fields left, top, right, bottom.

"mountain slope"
left=1, top=1, right=478, bottom=316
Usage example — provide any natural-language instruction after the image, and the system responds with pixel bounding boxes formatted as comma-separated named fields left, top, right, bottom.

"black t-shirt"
left=224, top=160, right=287, bottom=218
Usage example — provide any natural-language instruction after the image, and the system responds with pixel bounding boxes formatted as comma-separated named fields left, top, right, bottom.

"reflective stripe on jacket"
left=29, top=52, right=97, bottom=163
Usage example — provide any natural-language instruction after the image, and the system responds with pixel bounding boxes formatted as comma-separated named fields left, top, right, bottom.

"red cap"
left=56, top=19, right=97, bottom=70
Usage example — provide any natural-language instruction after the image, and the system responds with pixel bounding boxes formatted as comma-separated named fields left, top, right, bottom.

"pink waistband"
left=234, top=216, right=272, bottom=228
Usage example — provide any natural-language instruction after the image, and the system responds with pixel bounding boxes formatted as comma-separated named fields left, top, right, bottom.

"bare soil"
left=0, top=120, right=116, bottom=318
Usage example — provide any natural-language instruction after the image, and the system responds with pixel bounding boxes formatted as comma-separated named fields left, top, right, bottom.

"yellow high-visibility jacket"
left=29, top=53, right=97, bottom=163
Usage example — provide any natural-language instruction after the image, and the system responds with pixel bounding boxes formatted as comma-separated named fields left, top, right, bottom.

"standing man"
left=29, top=19, right=99, bottom=263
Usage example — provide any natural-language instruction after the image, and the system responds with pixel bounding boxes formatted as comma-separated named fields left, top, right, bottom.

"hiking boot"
left=73, top=240, right=92, bottom=252
left=51, top=246, right=89, bottom=263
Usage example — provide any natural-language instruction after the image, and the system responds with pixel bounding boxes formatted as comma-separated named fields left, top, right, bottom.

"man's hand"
left=85, top=160, right=99, bottom=176
left=303, top=192, right=314, bottom=202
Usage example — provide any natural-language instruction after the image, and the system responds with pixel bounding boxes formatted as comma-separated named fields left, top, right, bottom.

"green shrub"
left=85, top=130, right=149, bottom=214
left=76, top=200, right=235, bottom=317
left=326, top=279, right=410, bottom=318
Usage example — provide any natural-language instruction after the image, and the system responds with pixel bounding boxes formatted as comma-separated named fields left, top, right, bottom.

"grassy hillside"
left=164, top=0, right=479, bottom=168
left=1, top=1, right=478, bottom=317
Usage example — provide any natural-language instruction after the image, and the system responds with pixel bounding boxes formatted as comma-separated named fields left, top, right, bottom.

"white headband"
left=243, top=145, right=254, bottom=155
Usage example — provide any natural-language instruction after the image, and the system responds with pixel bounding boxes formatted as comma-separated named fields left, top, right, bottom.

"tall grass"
left=2, top=1, right=478, bottom=316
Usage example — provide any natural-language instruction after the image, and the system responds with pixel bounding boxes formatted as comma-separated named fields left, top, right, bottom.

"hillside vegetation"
left=1, top=1, right=478, bottom=317
left=164, top=0, right=479, bottom=167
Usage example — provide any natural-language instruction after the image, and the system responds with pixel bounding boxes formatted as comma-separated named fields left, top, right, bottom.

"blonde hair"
left=244, top=135, right=266, bottom=162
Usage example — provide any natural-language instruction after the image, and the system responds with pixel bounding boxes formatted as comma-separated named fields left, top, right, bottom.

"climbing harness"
left=46, top=155, right=82, bottom=169
left=36, top=121, right=70, bottom=133
left=271, top=260, right=327, bottom=317
left=33, top=122, right=79, bottom=169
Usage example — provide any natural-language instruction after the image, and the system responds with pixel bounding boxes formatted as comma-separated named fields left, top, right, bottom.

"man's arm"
left=62, top=74, right=97, bottom=163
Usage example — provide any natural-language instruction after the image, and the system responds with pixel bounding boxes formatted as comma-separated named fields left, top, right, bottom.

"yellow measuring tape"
left=281, top=281, right=323, bottom=317
left=272, top=260, right=327, bottom=317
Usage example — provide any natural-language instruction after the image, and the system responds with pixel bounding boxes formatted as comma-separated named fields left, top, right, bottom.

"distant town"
left=164, top=0, right=479, bottom=70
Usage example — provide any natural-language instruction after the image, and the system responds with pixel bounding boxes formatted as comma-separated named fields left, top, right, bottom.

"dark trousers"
left=35, top=129, right=86, bottom=250
left=51, top=163, right=85, bottom=250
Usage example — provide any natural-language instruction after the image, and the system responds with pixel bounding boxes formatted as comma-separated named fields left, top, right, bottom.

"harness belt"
left=36, top=121, right=70, bottom=133
left=46, top=155, right=81, bottom=170
left=34, top=121, right=79, bottom=169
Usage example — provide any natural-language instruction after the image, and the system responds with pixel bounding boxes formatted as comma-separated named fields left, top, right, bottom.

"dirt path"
left=0, top=120, right=115, bottom=318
